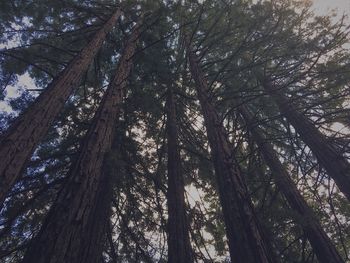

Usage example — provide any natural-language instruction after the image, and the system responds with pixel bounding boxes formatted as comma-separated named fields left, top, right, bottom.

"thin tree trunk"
left=166, top=88, right=194, bottom=263
left=0, top=8, right=122, bottom=207
left=22, top=20, right=141, bottom=263
left=261, top=78, right=350, bottom=201
left=107, top=221, right=118, bottom=263
left=186, top=43, right=275, bottom=263
left=239, top=106, right=345, bottom=263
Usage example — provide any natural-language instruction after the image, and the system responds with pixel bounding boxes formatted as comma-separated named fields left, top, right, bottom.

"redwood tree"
left=166, top=88, right=193, bottom=263
left=261, top=78, right=350, bottom=201
left=0, top=0, right=349, bottom=262
left=186, top=40, right=275, bottom=263
left=0, top=8, right=122, bottom=206
left=22, top=19, right=142, bottom=263
left=239, top=106, right=345, bottom=263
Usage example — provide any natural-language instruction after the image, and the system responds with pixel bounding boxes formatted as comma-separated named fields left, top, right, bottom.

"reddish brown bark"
left=262, top=79, right=350, bottom=202
left=21, top=20, right=141, bottom=263
left=0, top=8, right=122, bottom=207
left=166, top=89, right=193, bottom=263
left=240, top=107, right=345, bottom=263
left=186, top=45, right=274, bottom=263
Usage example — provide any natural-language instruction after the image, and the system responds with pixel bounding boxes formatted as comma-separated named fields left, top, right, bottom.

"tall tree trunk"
left=239, top=106, right=345, bottom=263
left=261, top=79, right=350, bottom=201
left=166, top=88, right=193, bottom=263
left=186, top=44, right=275, bottom=263
left=0, top=8, right=122, bottom=207
left=22, top=20, right=141, bottom=263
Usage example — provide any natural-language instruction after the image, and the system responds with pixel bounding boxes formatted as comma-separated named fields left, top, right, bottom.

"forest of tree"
left=0, top=0, right=350, bottom=262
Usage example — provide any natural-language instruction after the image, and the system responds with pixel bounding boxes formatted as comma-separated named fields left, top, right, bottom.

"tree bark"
left=240, top=106, right=345, bottom=263
left=261, top=79, right=350, bottom=202
left=21, top=20, right=141, bottom=263
left=0, top=8, right=122, bottom=207
left=166, top=89, right=194, bottom=263
left=186, top=44, right=275, bottom=263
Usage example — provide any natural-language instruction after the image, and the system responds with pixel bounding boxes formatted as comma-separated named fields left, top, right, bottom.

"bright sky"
left=312, top=0, right=350, bottom=16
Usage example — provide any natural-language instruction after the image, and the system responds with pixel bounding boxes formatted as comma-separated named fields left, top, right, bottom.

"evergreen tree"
left=0, top=0, right=349, bottom=262
left=0, top=7, right=122, bottom=206
left=22, top=17, right=142, bottom=263
left=166, top=87, right=194, bottom=263
left=240, top=106, right=344, bottom=263
left=261, top=78, right=350, bottom=201
left=186, top=37, right=275, bottom=262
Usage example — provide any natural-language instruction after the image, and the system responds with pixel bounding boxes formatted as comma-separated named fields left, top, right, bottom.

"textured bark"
left=22, top=21, right=141, bottom=263
left=240, top=107, right=345, bottom=263
left=186, top=45, right=274, bottom=263
left=262, top=79, right=350, bottom=201
left=0, top=8, right=122, bottom=206
left=166, top=89, right=194, bottom=263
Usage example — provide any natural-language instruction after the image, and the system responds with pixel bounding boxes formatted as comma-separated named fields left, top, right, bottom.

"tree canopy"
left=0, top=0, right=350, bottom=262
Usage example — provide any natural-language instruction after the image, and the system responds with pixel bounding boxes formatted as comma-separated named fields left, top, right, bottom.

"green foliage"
left=1, top=0, right=350, bottom=262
